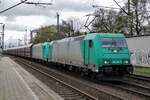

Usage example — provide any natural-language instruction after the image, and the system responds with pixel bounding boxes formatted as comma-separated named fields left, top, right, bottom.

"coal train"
left=3, top=33, right=133, bottom=79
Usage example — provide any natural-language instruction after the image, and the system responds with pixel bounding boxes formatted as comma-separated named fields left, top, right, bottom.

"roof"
left=85, top=33, right=125, bottom=40
left=4, top=44, right=32, bottom=50
left=32, top=43, right=42, bottom=47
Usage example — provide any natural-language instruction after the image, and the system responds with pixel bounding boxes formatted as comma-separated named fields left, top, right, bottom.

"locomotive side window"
left=89, top=40, right=93, bottom=48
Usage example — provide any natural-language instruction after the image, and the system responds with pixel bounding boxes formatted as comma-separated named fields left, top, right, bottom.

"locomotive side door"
left=84, top=40, right=93, bottom=65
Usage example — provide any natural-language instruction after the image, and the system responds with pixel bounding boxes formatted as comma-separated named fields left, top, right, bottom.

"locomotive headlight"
left=104, top=60, right=109, bottom=64
left=124, top=60, right=129, bottom=64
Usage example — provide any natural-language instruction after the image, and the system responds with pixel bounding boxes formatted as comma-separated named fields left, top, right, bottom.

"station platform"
left=0, top=57, right=63, bottom=100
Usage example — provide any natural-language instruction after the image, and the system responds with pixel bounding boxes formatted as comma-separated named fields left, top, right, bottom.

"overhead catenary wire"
left=23, top=2, right=52, bottom=5
left=106, top=0, right=126, bottom=9
left=22, top=0, right=53, bottom=5
left=112, top=0, right=129, bottom=15
left=0, top=0, right=28, bottom=14
left=92, top=5, right=120, bottom=9
left=22, top=0, right=53, bottom=9
left=0, top=0, right=53, bottom=14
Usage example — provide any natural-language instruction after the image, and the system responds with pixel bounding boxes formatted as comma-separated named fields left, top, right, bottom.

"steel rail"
left=17, top=59, right=97, bottom=100
left=126, top=74, right=150, bottom=82
left=101, top=81, right=150, bottom=99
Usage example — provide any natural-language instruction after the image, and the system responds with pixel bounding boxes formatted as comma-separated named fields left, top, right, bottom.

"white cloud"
left=16, top=16, right=47, bottom=28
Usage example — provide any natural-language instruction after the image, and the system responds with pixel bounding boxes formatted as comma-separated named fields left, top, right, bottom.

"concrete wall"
left=126, top=36, right=150, bottom=67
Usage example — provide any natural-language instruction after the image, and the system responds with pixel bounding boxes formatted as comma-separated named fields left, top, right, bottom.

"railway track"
left=101, top=80, right=150, bottom=99
left=13, top=57, right=150, bottom=100
left=16, top=59, right=96, bottom=100
left=102, top=74, right=150, bottom=100
left=124, top=74, right=150, bottom=89
left=14, top=57, right=123, bottom=100
left=126, top=74, right=150, bottom=82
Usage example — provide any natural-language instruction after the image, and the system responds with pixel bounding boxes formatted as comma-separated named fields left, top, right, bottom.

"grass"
left=134, top=66, right=150, bottom=75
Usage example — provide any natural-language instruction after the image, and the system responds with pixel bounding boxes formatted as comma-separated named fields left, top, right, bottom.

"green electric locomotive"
left=41, top=33, right=133, bottom=78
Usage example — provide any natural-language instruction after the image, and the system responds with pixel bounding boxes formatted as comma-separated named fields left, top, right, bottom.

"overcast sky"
left=0, top=0, right=126, bottom=45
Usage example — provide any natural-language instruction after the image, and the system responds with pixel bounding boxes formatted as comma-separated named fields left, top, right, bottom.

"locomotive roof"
left=85, top=33, right=125, bottom=40
left=45, top=33, right=125, bottom=43
left=53, top=35, right=85, bottom=43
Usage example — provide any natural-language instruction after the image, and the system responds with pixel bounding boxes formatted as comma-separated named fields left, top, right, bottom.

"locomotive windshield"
left=101, top=38, right=127, bottom=48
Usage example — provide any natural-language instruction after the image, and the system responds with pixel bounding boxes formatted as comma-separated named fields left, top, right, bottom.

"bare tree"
left=92, top=9, right=118, bottom=33
left=60, top=17, right=83, bottom=37
left=124, top=0, right=149, bottom=35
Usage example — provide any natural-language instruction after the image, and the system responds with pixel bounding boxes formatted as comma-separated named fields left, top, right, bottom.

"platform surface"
left=0, top=57, right=63, bottom=100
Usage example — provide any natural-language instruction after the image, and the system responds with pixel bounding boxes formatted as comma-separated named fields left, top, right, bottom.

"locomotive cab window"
left=89, top=40, right=93, bottom=48
left=101, top=38, right=127, bottom=48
